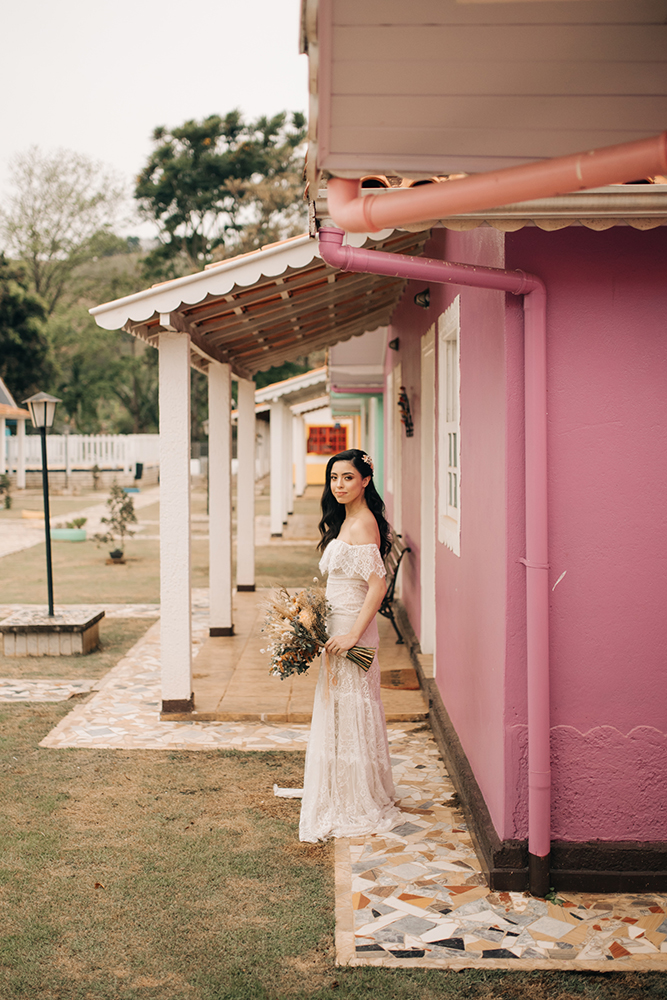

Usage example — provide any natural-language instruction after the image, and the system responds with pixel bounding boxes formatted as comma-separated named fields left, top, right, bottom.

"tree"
left=44, top=246, right=154, bottom=434
left=135, top=111, right=307, bottom=278
left=0, top=147, right=125, bottom=314
left=109, top=339, right=159, bottom=435
left=0, top=255, right=52, bottom=401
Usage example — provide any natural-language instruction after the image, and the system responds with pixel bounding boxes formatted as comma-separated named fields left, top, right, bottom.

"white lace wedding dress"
left=299, top=538, right=401, bottom=842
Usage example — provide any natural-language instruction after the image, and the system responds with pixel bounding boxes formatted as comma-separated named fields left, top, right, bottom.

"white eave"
left=90, top=229, right=431, bottom=381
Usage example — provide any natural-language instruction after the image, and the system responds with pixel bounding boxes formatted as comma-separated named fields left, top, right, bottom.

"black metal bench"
left=379, top=532, right=411, bottom=643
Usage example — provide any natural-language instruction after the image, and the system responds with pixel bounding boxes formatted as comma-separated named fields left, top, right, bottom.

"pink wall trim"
left=508, top=724, right=667, bottom=842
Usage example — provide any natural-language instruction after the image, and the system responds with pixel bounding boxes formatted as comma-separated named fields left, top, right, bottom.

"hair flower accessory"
left=362, top=453, right=374, bottom=471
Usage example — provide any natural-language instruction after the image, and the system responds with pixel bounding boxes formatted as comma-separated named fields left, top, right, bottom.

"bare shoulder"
left=348, top=512, right=381, bottom=548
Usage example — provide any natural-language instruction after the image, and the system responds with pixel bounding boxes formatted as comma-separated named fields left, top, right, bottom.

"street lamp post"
left=23, top=392, right=61, bottom=618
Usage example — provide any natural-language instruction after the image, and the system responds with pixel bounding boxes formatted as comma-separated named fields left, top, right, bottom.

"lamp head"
left=23, top=391, right=62, bottom=429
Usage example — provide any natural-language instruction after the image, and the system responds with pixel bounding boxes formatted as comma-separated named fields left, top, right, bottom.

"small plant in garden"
left=94, top=483, right=137, bottom=558
left=0, top=473, right=12, bottom=509
left=66, top=517, right=87, bottom=529
left=92, top=464, right=101, bottom=491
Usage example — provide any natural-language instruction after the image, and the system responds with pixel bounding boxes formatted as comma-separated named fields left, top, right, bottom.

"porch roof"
left=91, top=229, right=430, bottom=381
left=253, top=366, right=327, bottom=406
left=0, top=378, right=30, bottom=420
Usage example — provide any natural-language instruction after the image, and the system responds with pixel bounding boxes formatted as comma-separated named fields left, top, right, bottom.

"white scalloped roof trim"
left=90, top=230, right=394, bottom=332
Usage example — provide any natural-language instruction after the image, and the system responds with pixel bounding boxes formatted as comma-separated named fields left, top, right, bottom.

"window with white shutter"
left=438, top=298, right=461, bottom=556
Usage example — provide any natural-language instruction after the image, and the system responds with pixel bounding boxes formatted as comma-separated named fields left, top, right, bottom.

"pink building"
left=303, top=0, right=667, bottom=892
left=378, top=223, right=667, bottom=892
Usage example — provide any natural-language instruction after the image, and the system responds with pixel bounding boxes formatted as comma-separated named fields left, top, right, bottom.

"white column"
left=369, top=396, right=378, bottom=462
left=270, top=401, right=285, bottom=536
left=285, top=403, right=294, bottom=516
left=293, top=413, right=307, bottom=496
left=208, top=362, right=234, bottom=635
left=16, top=418, right=26, bottom=489
left=0, top=418, right=6, bottom=475
left=236, top=377, right=256, bottom=592
left=65, top=430, right=72, bottom=490
left=158, top=331, right=193, bottom=712
left=362, top=398, right=370, bottom=450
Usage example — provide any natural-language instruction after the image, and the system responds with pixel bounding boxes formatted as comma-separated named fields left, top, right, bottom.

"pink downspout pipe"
left=318, top=226, right=551, bottom=894
left=325, top=133, right=667, bottom=233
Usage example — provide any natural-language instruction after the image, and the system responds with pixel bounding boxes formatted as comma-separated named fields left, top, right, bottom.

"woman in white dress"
left=299, top=449, right=401, bottom=842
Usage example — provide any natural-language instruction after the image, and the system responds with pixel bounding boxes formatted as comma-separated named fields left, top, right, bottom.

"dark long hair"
left=317, top=449, right=391, bottom=558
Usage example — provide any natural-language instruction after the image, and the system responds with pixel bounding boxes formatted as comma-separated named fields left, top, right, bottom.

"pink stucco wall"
left=386, top=227, right=513, bottom=840
left=386, top=223, right=667, bottom=845
left=505, top=226, right=667, bottom=842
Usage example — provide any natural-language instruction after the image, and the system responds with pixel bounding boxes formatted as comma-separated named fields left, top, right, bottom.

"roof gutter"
left=325, top=134, right=667, bottom=233
left=318, top=225, right=550, bottom=896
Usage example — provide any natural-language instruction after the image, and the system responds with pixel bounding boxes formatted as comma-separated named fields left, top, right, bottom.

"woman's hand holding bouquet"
left=261, top=586, right=375, bottom=678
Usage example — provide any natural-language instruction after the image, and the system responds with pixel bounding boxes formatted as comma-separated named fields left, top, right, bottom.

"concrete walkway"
left=165, top=589, right=427, bottom=723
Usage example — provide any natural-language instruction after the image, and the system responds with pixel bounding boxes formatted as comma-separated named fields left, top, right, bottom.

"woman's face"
left=329, top=460, right=370, bottom=506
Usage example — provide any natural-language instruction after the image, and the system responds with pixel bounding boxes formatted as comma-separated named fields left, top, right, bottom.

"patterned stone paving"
left=335, top=726, right=667, bottom=971
left=38, top=594, right=312, bottom=752
left=4, top=593, right=664, bottom=972
left=0, top=678, right=98, bottom=702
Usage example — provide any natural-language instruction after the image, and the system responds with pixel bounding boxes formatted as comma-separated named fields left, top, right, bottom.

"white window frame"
left=438, top=298, right=461, bottom=556
left=386, top=361, right=402, bottom=535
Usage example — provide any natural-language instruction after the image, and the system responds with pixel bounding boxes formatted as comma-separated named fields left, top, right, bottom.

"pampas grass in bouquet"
left=261, top=585, right=375, bottom=678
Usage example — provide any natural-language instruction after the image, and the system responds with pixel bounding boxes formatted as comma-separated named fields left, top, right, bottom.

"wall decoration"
left=398, top=386, right=414, bottom=437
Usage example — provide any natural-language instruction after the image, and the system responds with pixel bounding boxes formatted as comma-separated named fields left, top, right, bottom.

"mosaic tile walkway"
left=0, top=678, right=98, bottom=702
left=335, top=726, right=667, bottom=971
left=38, top=595, right=312, bottom=752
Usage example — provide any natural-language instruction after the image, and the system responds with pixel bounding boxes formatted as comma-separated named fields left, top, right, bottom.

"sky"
left=0, top=0, right=308, bottom=232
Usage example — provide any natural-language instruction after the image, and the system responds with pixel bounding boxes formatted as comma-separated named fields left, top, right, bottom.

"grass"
left=0, top=617, right=154, bottom=679
left=0, top=494, right=103, bottom=520
left=1, top=539, right=165, bottom=605
left=0, top=703, right=665, bottom=1000
left=1, top=538, right=320, bottom=605
left=1, top=481, right=321, bottom=605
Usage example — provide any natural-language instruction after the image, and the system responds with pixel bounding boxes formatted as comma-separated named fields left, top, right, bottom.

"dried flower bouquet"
left=261, top=586, right=375, bottom=678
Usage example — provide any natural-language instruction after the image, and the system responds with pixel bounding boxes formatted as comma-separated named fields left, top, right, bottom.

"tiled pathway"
left=336, top=727, right=667, bottom=971
left=38, top=593, right=312, bottom=751
left=0, top=678, right=98, bottom=702
left=5, top=593, right=664, bottom=972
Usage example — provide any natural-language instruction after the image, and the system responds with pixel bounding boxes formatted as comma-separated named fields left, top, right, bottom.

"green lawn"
left=1, top=536, right=320, bottom=605
left=0, top=496, right=102, bottom=520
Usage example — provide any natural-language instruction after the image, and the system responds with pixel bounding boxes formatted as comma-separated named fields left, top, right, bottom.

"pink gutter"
left=325, top=133, right=667, bottom=234
left=318, top=225, right=551, bottom=895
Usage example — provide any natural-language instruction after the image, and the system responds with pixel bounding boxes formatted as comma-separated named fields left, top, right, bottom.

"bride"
left=299, top=449, right=401, bottom=842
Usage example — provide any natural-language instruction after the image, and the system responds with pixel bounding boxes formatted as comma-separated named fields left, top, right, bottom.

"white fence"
left=4, top=434, right=160, bottom=472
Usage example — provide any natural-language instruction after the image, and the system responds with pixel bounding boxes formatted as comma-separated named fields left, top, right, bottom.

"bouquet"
left=261, top=585, right=376, bottom=679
